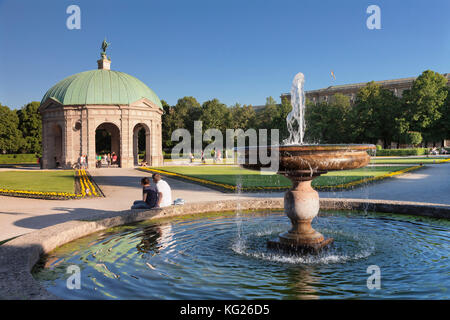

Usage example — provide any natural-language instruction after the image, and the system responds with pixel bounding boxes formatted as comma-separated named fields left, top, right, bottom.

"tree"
left=174, top=96, right=202, bottom=133
left=0, top=104, right=23, bottom=153
left=405, top=131, right=423, bottom=147
left=200, top=98, right=231, bottom=132
left=403, top=70, right=448, bottom=132
left=304, top=101, right=329, bottom=143
left=304, top=93, right=352, bottom=144
left=161, top=100, right=177, bottom=149
left=17, top=101, right=42, bottom=154
left=257, top=96, right=278, bottom=129
left=325, top=93, right=352, bottom=143
left=273, top=96, right=292, bottom=142
left=230, top=103, right=256, bottom=130
left=161, top=97, right=203, bottom=150
left=420, top=87, right=450, bottom=145
left=351, top=82, right=402, bottom=147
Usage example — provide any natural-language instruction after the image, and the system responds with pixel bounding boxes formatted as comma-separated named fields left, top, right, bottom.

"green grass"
left=0, top=154, right=37, bottom=164
left=0, top=170, right=75, bottom=193
left=152, top=165, right=411, bottom=189
left=0, top=236, right=19, bottom=246
left=370, top=157, right=450, bottom=164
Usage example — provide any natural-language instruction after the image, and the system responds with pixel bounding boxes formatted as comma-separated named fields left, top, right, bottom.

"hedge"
left=375, top=148, right=429, bottom=156
left=0, top=154, right=38, bottom=164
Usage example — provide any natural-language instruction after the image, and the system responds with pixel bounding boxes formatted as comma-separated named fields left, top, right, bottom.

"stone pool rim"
left=1, top=198, right=449, bottom=300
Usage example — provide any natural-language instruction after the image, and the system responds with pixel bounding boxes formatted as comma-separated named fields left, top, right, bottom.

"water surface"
left=34, top=210, right=450, bottom=299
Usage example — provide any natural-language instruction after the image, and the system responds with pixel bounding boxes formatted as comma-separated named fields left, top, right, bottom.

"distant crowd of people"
left=77, top=153, right=119, bottom=168
left=189, top=149, right=228, bottom=164
left=96, top=152, right=118, bottom=168
left=430, top=147, right=448, bottom=155
left=131, top=173, right=172, bottom=209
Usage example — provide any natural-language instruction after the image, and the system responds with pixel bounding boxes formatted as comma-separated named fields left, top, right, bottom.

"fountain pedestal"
left=242, top=144, right=375, bottom=254
left=267, top=173, right=333, bottom=253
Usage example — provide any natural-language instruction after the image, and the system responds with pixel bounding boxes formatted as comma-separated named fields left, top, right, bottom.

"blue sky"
left=0, top=0, right=449, bottom=109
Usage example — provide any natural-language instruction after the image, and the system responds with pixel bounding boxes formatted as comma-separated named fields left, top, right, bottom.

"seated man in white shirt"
left=152, top=173, right=172, bottom=207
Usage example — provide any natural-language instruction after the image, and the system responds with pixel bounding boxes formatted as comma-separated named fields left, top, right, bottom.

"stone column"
left=153, top=120, right=163, bottom=166
left=80, top=108, right=89, bottom=167
left=120, top=115, right=130, bottom=168
left=63, top=116, right=73, bottom=168
left=145, top=124, right=151, bottom=165
left=87, top=111, right=96, bottom=169
left=133, top=126, right=139, bottom=166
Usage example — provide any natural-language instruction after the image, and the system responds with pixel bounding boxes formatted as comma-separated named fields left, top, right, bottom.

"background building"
left=280, top=73, right=450, bottom=105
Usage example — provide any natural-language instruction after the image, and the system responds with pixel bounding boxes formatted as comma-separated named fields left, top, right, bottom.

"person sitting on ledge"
left=131, top=177, right=159, bottom=209
left=152, top=173, right=172, bottom=207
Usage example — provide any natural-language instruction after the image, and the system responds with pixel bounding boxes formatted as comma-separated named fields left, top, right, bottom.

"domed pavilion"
left=39, top=42, right=163, bottom=169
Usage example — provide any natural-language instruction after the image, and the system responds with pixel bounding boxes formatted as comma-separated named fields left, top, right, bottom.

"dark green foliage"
left=403, top=70, right=448, bottom=131
left=17, top=101, right=42, bottom=154
left=375, top=148, right=428, bottom=156
left=0, top=153, right=37, bottom=164
left=0, top=103, right=23, bottom=153
left=305, top=93, right=352, bottom=143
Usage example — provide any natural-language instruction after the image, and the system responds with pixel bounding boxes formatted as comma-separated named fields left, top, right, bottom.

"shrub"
left=376, top=148, right=429, bottom=156
left=0, top=154, right=37, bottom=164
left=405, top=131, right=423, bottom=147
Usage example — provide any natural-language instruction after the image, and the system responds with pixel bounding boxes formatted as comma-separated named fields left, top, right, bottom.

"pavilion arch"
left=133, top=123, right=151, bottom=166
left=49, top=123, right=63, bottom=168
left=95, top=122, right=121, bottom=167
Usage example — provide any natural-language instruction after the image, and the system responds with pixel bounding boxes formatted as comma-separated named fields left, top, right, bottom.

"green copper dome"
left=41, top=69, right=162, bottom=109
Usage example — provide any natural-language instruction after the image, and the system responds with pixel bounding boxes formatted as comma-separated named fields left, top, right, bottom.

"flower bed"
left=138, top=165, right=423, bottom=193
left=0, top=169, right=103, bottom=200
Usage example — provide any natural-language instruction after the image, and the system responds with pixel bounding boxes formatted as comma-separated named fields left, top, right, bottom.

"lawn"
left=150, top=165, right=412, bottom=189
left=0, top=170, right=75, bottom=193
left=370, top=157, right=450, bottom=164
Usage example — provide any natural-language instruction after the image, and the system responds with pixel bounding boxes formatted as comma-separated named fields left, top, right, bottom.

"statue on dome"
left=101, top=38, right=111, bottom=57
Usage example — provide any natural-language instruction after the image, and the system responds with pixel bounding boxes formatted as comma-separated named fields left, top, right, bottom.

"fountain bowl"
left=242, top=144, right=376, bottom=179
left=240, top=144, right=376, bottom=253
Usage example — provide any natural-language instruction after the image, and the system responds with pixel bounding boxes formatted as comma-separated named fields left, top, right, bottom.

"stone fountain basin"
left=241, top=144, right=376, bottom=176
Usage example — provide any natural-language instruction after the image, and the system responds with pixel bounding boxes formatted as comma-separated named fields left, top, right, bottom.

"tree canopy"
left=0, top=103, right=23, bottom=153
left=2, top=70, right=447, bottom=155
left=17, top=101, right=42, bottom=154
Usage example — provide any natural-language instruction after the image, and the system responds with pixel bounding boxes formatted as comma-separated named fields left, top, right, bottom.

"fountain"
left=27, top=73, right=450, bottom=300
left=242, top=72, right=375, bottom=253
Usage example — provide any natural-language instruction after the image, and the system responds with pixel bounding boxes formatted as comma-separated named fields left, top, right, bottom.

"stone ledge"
left=0, top=198, right=449, bottom=300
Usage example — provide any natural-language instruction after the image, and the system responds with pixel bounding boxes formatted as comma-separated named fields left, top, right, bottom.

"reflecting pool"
left=33, top=210, right=450, bottom=299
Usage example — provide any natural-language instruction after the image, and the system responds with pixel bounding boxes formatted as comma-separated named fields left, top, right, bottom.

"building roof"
left=41, top=69, right=163, bottom=109
left=281, top=73, right=450, bottom=97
